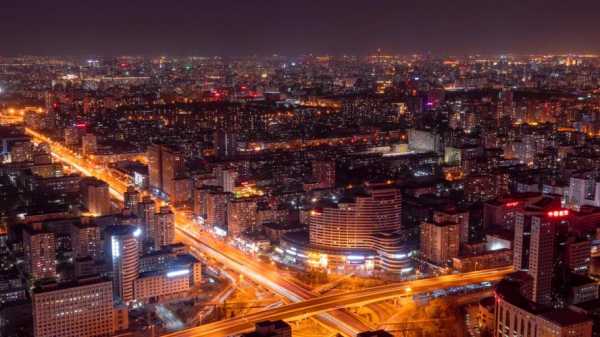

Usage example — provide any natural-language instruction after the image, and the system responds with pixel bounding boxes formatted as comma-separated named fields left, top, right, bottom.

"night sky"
left=1, top=0, right=600, bottom=56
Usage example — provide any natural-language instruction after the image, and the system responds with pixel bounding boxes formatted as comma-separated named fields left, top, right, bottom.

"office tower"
left=124, top=186, right=140, bottom=211
left=106, top=226, right=140, bottom=303
left=241, top=320, right=291, bottom=337
left=81, top=133, right=97, bottom=155
left=23, top=224, right=56, bottom=281
left=147, top=144, right=184, bottom=201
left=32, top=278, right=114, bottom=337
left=155, top=206, right=174, bottom=249
left=80, top=177, right=111, bottom=216
left=213, top=130, right=237, bottom=158
left=529, top=216, right=555, bottom=305
left=513, top=204, right=566, bottom=305
left=420, top=221, right=459, bottom=266
left=513, top=211, right=532, bottom=270
left=312, top=160, right=336, bottom=189
left=147, top=143, right=162, bottom=194
left=227, top=198, right=258, bottom=237
left=161, top=146, right=184, bottom=201
left=309, top=186, right=402, bottom=250
left=206, top=191, right=229, bottom=230
left=70, top=222, right=101, bottom=260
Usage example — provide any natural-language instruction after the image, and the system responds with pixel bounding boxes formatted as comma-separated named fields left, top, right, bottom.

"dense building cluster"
left=2, top=53, right=600, bottom=336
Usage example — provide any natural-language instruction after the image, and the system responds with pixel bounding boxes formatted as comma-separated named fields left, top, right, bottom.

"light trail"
left=25, top=127, right=511, bottom=337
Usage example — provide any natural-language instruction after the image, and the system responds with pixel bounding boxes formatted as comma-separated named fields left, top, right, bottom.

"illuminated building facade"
left=227, top=198, right=258, bottom=237
left=420, top=221, right=459, bottom=266
left=309, top=186, right=402, bottom=249
left=23, top=224, right=57, bottom=281
left=32, top=278, right=115, bottom=337
left=155, top=206, right=175, bottom=249
left=105, top=225, right=140, bottom=303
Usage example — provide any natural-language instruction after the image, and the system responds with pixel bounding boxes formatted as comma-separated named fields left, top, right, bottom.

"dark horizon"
left=2, top=0, right=600, bottom=57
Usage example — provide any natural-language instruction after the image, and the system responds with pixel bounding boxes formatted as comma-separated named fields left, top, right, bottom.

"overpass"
left=164, top=267, right=511, bottom=337
left=26, top=127, right=511, bottom=337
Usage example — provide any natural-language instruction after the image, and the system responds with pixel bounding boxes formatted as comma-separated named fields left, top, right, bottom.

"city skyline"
left=2, top=4, right=600, bottom=336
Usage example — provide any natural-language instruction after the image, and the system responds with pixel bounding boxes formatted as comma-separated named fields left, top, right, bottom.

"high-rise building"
left=147, top=144, right=184, bottom=201
left=420, top=221, right=460, bottom=266
left=80, top=177, right=111, bottom=216
left=309, top=186, right=402, bottom=249
left=81, top=133, right=97, bottom=156
left=213, top=130, right=237, bottom=158
left=32, top=277, right=115, bottom=337
left=105, top=225, right=140, bottom=303
left=433, top=208, right=470, bottom=244
left=513, top=201, right=568, bottom=305
left=124, top=186, right=140, bottom=211
left=206, top=191, right=229, bottom=230
left=227, top=198, right=258, bottom=237
left=162, top=146, right=184, bottom=201
left=136, top=196, right=156, bottom=245
left=23, top=224, right=56, bottom=281
left=155, top=206, right=174, bottom=249
left=147, top=144, right=162, bottom=195
left=529, top=216, right=555, bottom=305
left=70, top=221, right=101, bottom=260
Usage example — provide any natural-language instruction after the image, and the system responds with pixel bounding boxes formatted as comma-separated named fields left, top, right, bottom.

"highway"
left=25, top=127, right=370, bottom=336
left=25, top=127, right=511, bottom=337
left=163, top=267, right=511, bottom=337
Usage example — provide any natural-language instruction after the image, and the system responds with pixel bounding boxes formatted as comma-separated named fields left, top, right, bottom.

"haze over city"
left=2, top=0, right=600, bottom=55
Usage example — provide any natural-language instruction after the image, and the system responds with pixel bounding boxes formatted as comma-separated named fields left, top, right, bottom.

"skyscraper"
left=529, top=216, right=555, bottom=305
left=105, top=225, right=140, bottom=303
left=147, top=144, right=184, bottom=201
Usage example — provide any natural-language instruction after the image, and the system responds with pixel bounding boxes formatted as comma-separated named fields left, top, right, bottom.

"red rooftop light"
left=547, top=209, right=569, bottom=218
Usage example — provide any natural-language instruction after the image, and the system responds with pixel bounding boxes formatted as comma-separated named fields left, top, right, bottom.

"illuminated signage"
left=505, top=201, right=519, bottom=208
left=166, top=269, right=190, bottom=278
